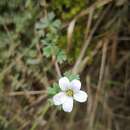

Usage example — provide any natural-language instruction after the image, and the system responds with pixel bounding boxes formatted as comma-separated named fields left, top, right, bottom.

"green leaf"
left=37, top=30, right=45, bottom=37
left=48, top=12, right=55, bottom=21
left=35, top=22, right=45, bottom=30
left=43, top=46, right=52, bottom=57
left=35, top=12, right=65, bottom=63
left=48, top=83, right=60, bottom=96
left=41, top=39, right=50, bottom=45
left=52, top=20, right=61, bottom=29
left=56, top=50, right=66, bottom=64
left=48, top=98, right=54, bottom=106
left=64, top=71, right=80, bottom=81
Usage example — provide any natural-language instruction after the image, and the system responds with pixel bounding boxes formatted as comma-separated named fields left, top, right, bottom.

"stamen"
left=66, top=89, right=73, bottom=96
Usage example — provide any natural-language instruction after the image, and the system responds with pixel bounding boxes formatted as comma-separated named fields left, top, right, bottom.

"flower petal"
left=70, top=79, right=81, bottom=92
left=53, top=92, right=66, bottom=105
left=59, top=77, right=70, bottom=91
left=62, top=97, right=73, bottom=112
left=74, top=90, right=88, bottom=103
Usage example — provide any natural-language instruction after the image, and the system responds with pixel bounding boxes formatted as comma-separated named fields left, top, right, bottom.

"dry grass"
left=0, top=0, right=130, bottom=130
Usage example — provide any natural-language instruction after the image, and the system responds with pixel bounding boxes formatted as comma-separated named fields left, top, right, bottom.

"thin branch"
left=72, top=0, right=112, bottom=21
left=88, top=39, right=109, bottom=129
left=52, top=56, right=62, bottom=78
left=8, top=90, right=47, bottom=96
left=77, top=40, right=103, bottom=74
left=73, top=7, right=109, bottom=74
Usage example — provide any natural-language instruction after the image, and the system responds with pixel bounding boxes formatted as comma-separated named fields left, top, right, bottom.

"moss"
left=48, top=0, right=86, bottom=20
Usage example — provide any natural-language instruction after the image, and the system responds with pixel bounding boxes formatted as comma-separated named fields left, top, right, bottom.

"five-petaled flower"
left=53, top=77, right=88, bottom=112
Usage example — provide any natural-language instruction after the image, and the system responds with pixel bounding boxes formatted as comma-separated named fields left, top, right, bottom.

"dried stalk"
left=52, top=56, right=62, bottom=78
left=88, top=39, right=109, bottom=129
left=73, top=7, right=110, bottom=74
left=8, top=90, right=47, bottom=96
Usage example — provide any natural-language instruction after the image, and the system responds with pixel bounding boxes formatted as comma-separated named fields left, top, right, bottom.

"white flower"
left=53, top=77, right=88, bottom=112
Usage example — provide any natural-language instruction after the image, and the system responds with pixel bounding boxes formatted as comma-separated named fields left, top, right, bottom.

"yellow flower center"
left=66, top=89, right=74, bottom=96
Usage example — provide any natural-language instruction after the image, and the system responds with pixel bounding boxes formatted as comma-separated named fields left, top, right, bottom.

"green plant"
left=35, top=12, right=67, bottom=64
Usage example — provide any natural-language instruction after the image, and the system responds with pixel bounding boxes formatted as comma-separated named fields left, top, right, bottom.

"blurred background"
left=0, top=0, right=130, bottom=130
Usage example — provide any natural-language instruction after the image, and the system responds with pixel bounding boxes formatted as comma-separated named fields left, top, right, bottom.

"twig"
left=77, top=40, right=103, bottom=74
left=73, top=7, right=109, bottom=74
left=84, top=8, right=94, bottom=39
left=88, top=39, right=109, bottom=129
left=72, top=0, right=112, bottom=21
left=52, top=56, right=62, bottom=78
left=8, top=90, right=47, bottom=96
left=43, top=0, right=48, bottom=16
left=27, top=95, right=47, bottom=108
left=86, top=76, right=93, bottom=118
left=62, top=0, right=112, bottom=31
left=67, top=19, right=76, bottom=51
left=111, top=35, right=118, bottom=65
